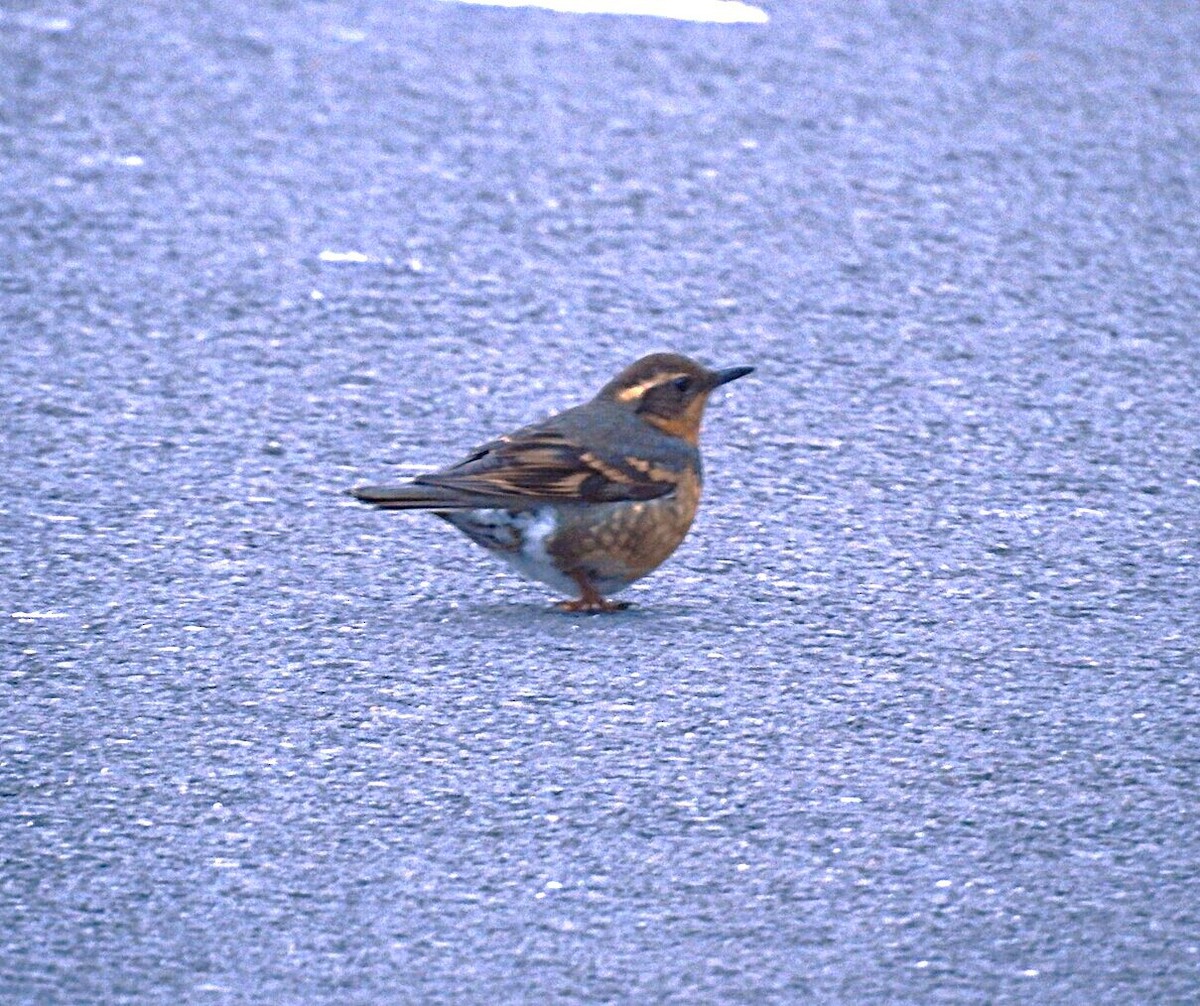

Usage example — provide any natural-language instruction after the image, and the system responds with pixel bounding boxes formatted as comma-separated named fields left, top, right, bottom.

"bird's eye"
left=673, top=376, right=692, bottom=393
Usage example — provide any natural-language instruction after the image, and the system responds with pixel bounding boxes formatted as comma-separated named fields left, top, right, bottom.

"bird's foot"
left=556, top=597, right=630, bottom=614
left=557, top=571, right=630, bottom=613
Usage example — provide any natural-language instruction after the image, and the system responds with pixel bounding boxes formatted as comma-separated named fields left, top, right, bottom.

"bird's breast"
left=549, top=466, right=702, bottom=585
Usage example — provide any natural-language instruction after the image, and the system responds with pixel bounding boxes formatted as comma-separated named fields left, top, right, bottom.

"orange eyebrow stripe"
left=613, top=373, right=690, bottom=403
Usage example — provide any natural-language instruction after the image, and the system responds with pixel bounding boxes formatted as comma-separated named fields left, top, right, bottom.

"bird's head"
left=596, top=352, right=754, bottom=445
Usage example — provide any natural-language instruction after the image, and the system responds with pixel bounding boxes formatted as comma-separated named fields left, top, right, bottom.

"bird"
left=351, top=352, right=753, bottom=612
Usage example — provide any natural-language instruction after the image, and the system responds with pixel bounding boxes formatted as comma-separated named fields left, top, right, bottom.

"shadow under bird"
left=351, top=352, right=753, bottom=612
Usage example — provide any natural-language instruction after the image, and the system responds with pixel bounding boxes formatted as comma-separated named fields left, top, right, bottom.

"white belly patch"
left=442, top=506, right=579, bottom=597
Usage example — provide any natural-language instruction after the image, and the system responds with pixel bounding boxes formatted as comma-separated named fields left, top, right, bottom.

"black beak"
left=712, top=365, right=754, bottom=387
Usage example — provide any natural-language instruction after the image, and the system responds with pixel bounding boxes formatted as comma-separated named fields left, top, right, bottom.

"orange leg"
left=556, top=571, right=630, bottom=613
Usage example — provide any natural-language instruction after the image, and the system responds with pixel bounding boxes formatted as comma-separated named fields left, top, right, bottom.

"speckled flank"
left=437, top=469, right=701, bottom=599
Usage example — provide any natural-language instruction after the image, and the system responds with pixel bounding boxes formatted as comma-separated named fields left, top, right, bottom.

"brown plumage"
left=352, top=352, right=753, bottom=612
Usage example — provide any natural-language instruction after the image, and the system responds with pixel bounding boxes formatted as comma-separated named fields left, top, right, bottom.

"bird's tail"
left=351, top=483, right=497, bottom=510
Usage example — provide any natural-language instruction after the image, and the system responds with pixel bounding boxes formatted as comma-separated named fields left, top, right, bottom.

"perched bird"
left=352, top=352, right=753, bottom=612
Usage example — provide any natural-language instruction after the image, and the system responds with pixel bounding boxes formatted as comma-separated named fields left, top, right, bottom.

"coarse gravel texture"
left=3, top=1, right=1199, bottom=1003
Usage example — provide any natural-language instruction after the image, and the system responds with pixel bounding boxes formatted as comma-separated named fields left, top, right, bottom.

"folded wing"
left=420, top=429, right=678, bottom=503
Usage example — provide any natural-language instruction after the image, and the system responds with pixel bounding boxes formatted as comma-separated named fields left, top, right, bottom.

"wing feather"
left=414, top=430, right=677, bottom=504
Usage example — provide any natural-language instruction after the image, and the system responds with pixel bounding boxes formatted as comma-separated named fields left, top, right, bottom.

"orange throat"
left=641, top=393, right=710, bottom=445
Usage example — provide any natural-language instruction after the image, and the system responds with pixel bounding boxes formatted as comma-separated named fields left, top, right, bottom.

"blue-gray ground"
left=2, top=2, right=1199, bottom=1002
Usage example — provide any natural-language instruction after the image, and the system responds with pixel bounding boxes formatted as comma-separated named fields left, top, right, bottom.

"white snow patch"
left=437, top=0, right=768, bottom=24
left=319, top=250, right=371, bottom=263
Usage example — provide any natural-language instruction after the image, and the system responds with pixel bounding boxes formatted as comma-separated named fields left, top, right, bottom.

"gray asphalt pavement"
left=3, top=1, right=1199, bottom=1002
